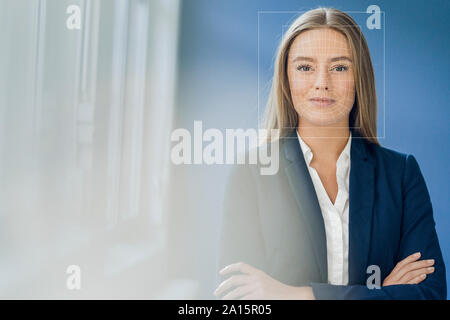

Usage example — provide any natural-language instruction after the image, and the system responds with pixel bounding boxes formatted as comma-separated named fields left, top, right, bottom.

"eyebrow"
left=292, top=56, right=353, bottom=63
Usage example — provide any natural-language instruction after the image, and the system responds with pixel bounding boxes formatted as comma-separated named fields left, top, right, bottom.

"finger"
left=407, top=273, right=427, bottom=284
left=219, top=262, right=260, bottom=276
left=399, top=266, right=435, bottom=283
left=214, top=275, right=253, bottom=297
left=393, top=252, right=421, bottom=271
left=222, top=284, right=255, bottom=300
left=394, top=259, right=434, bottom=281
left=240, top=293, right=258, bottom=300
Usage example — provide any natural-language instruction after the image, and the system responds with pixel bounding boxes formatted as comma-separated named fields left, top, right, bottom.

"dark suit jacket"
left=218, top=128, right=446, bottom=299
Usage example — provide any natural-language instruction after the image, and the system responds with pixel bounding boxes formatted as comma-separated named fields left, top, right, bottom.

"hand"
left=214, top=262, right=315, bottom=300
left=383, top=252, right=435, bottom=286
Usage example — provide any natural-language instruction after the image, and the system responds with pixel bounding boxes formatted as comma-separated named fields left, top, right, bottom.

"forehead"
left=288, top=28, right=352, bottom=58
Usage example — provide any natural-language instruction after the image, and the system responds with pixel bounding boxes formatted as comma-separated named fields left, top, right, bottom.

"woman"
left=214, top=8, right=446, bottom=299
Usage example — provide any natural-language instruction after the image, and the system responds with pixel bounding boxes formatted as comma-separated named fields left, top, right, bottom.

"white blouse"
left=297, top=131, right=352, bottom=285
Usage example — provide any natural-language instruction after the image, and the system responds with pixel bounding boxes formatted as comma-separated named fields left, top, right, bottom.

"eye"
left=332, top=65, right=349, bottom=72
left=296, top=64, right=313, bottom=72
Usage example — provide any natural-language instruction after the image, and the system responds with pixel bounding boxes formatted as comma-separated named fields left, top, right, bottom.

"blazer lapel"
left=348, top=132, right=375, bottom=284
left=283, top=130, right=328, bottom=283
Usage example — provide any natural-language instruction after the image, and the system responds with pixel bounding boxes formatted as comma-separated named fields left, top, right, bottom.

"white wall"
left=0, top=0, right=181, bottom=298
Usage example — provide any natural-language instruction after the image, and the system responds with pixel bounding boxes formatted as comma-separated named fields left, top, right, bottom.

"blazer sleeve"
left=311, top=154, right=447, bottom=300
left=216, top=164, right=268, bottom=285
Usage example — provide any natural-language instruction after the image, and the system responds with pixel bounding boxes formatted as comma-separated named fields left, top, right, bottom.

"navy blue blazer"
left=218, top=128, right=446, bottom=299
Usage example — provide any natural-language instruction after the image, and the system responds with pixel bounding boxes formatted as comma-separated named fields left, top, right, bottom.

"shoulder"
left=365, top=142, right=424, bottom=188
left=368, top=142, right=408, bottom=163
left=365, top=141, right=409, bottom=169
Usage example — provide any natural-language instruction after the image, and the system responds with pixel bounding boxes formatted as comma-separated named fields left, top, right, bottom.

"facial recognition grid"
left=257, top=10, right=385, bottom=139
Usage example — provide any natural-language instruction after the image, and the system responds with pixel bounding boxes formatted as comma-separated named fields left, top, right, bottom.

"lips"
left=309, top=97, right=336, bottom=107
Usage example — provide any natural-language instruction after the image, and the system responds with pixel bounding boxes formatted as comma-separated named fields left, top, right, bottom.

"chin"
left=300, top=112, right=350, bottom=127
left=297, top=104, right=351, bottom=127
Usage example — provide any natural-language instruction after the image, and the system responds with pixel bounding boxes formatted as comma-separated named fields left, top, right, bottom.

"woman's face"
left=287, top=28, right=355, bottom=127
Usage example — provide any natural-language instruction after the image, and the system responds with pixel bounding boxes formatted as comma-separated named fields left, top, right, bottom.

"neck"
left=297, top=118, right=350, bottom=163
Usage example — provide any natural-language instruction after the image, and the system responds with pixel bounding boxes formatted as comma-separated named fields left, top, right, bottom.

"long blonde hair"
left=263, top=7, right=380, bottom=145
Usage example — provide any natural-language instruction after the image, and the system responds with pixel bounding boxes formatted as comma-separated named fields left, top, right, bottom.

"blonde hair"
left=263, top=7, right=380, bottom=145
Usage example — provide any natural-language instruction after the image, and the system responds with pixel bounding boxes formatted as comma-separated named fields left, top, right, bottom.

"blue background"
left=171, top=0, right=450, bottom=298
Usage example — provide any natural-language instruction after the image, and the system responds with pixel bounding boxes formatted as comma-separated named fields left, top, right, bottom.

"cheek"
left=334, top=78, right=355, bottom=103
left=288, top=76, right=311, bottom=102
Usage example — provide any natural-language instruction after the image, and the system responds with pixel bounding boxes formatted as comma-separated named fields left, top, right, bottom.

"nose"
left=314, top=67, right=329, bottom=91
